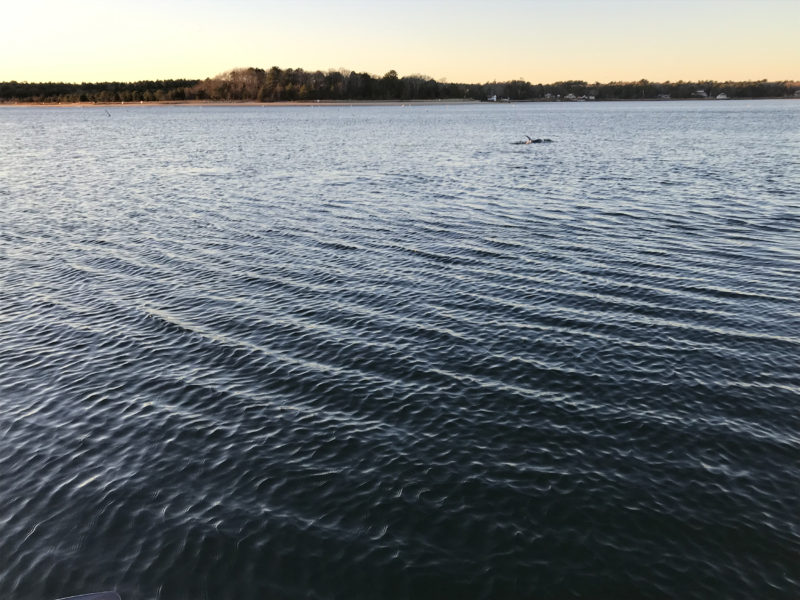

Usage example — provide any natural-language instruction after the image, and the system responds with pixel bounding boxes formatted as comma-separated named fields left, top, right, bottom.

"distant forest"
left=1, top=67, right=798, bottom=103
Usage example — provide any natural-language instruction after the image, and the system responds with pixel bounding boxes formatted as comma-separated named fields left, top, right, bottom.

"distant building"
left=716, top=92, right=729, bottom=100
left=658, top=94, right=671, bottom=100
left=564, top=93, right=576, bottom=101
left=794, top=90, right=800, bottom=97
left=544, top=93, right=553, bottom=100
left=487, top=94, right=497, bottom=102
left=693, top=90, right=708, bottom=98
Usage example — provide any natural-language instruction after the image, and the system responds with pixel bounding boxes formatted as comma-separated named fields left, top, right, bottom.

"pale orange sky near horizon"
left=2, top=0, right=798, bottom=84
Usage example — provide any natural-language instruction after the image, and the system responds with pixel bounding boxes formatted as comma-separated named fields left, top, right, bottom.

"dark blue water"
left=1, top=101, right=799, bottom=600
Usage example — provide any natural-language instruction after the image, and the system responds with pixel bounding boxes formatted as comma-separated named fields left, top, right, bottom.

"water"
left=1, top=100, right=798, bottom=600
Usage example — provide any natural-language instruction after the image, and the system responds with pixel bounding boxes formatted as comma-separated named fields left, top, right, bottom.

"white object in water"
left=56, top=593, right=121, bottom=600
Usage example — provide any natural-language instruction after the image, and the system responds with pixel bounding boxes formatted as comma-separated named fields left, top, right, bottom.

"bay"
left=0, top=100, right=798, bottom=599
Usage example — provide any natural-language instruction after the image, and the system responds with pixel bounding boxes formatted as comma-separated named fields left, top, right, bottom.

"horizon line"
left=3, top=68, right=799, bottom=87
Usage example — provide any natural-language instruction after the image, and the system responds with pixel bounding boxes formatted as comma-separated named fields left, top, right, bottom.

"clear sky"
left=2, top=0, right=797, bottom=83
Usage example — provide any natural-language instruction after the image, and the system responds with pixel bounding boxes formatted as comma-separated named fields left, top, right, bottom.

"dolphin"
left=511, top=136, right=554, bottom=145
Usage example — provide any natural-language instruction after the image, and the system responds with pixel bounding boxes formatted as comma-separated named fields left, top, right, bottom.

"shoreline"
left=0, top=99, right=480, bottom=108
left=0, top=97, right=796, bottom=108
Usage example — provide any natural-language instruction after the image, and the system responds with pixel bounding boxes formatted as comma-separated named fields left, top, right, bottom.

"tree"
left=382, top=69, right=401, bottom=99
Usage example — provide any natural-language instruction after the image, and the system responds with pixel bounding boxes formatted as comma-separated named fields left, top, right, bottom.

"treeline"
left=1, top=67, right=797, bottom=103
left=0, top=79, right=200, bottom=103
left=571, top=78, right=799, bottom=100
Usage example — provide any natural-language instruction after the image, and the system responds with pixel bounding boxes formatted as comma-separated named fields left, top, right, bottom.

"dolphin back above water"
left=511, top=136, right=553, bottom=145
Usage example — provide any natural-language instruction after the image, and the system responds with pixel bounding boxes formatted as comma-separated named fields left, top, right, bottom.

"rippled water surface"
left=1, top=101, right=799, bottom=599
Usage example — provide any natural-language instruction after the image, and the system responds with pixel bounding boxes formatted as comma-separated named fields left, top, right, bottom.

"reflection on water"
left=1, top=101, right=799, bottom=600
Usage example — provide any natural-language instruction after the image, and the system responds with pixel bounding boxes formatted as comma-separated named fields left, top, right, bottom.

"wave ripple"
left=1, top=101, right=799, bottom=600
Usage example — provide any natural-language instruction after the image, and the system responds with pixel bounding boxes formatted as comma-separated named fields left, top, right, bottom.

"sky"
left=2, top=0, right=798, bottom=84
